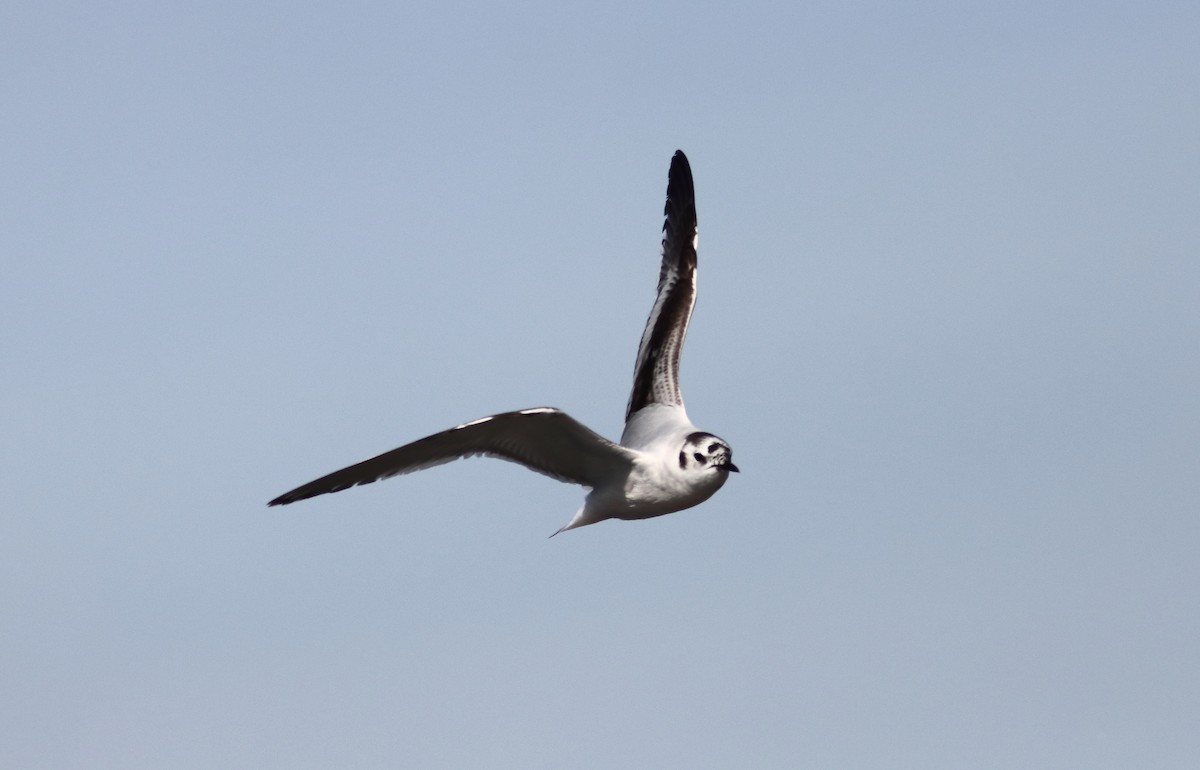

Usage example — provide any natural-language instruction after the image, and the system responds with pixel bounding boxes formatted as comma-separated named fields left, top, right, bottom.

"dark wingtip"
left=268, top=488, right=310, bottom=506
left=662, top=150, right=697, bottom=237
left=667, top=151, right=694, bottom=200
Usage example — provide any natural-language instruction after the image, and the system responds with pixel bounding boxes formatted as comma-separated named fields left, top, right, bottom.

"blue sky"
left=3, top=1, right=1198, bottom=767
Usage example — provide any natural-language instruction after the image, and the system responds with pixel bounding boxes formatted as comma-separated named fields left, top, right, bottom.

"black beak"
left=723, top=462, right=740, bottom=473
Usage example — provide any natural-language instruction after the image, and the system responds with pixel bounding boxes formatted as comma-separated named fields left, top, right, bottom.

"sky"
left=3, top=1, right=1198, bottom=767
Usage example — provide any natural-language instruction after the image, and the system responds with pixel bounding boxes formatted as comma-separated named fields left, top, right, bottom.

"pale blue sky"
left=3, top=1, right=1198, bottom=767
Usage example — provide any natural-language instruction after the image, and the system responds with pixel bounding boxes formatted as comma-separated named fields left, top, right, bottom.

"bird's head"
left=678, top=431, right=739, bottom=475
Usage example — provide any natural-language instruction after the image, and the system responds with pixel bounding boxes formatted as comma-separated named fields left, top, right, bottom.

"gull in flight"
left=269, top=150, right=737, bottom=534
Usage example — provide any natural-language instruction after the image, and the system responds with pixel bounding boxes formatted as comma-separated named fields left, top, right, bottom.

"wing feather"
left=268, top=408, right=634, bottom=506
left=625, top=150, right=698, bottom=421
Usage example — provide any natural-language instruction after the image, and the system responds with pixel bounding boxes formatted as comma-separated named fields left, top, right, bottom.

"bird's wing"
left=268, top=407, right=635, bottom=506
left=625, top=150, right=698, bottom=422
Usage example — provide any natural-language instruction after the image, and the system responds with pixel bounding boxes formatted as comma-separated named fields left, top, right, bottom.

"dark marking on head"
left=678, top=450, right=687, bottom=470
left=694, top=452, right=706, bottom=464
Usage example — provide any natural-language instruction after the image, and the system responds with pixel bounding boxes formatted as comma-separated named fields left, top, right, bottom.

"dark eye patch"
left=708, top=443, right=719, bottom=453
left=694, top=453, right=706, bottom=463
left=679, top=451, right=687, bottom=469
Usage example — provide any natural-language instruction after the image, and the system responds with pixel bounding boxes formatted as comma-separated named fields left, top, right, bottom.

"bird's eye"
left=708, top=443, right=719, bottom=453
left=694, top=453, right=705, bottom=463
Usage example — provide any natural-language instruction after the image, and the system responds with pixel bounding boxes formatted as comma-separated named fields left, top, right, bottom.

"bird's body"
left=269, top=151, right=736, bottom=534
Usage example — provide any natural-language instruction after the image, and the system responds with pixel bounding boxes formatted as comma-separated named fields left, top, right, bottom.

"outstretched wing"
left=268, top=407, right=635, bottom=506
left=625, top=150, right=698, bottom=422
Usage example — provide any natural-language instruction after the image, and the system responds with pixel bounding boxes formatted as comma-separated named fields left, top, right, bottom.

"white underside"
left=552, top=404, right=729, bottom=535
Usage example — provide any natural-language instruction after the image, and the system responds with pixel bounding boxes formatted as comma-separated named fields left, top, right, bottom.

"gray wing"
left=268, top=407, right=635, bottom=506
left=625, top=150, right=698, bottom=422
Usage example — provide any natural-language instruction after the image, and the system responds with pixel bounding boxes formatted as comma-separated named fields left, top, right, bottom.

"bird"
left=268, top=150, right=737, bottom=534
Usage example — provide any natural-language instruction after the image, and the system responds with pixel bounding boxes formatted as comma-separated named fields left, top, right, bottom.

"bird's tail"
left=549, top=505, right=601, bottom=538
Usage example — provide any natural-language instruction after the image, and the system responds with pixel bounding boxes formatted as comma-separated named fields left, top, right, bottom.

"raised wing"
left=268, top=407, right=635, bottom=506
left=625, top=150, right=698, bottom=422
